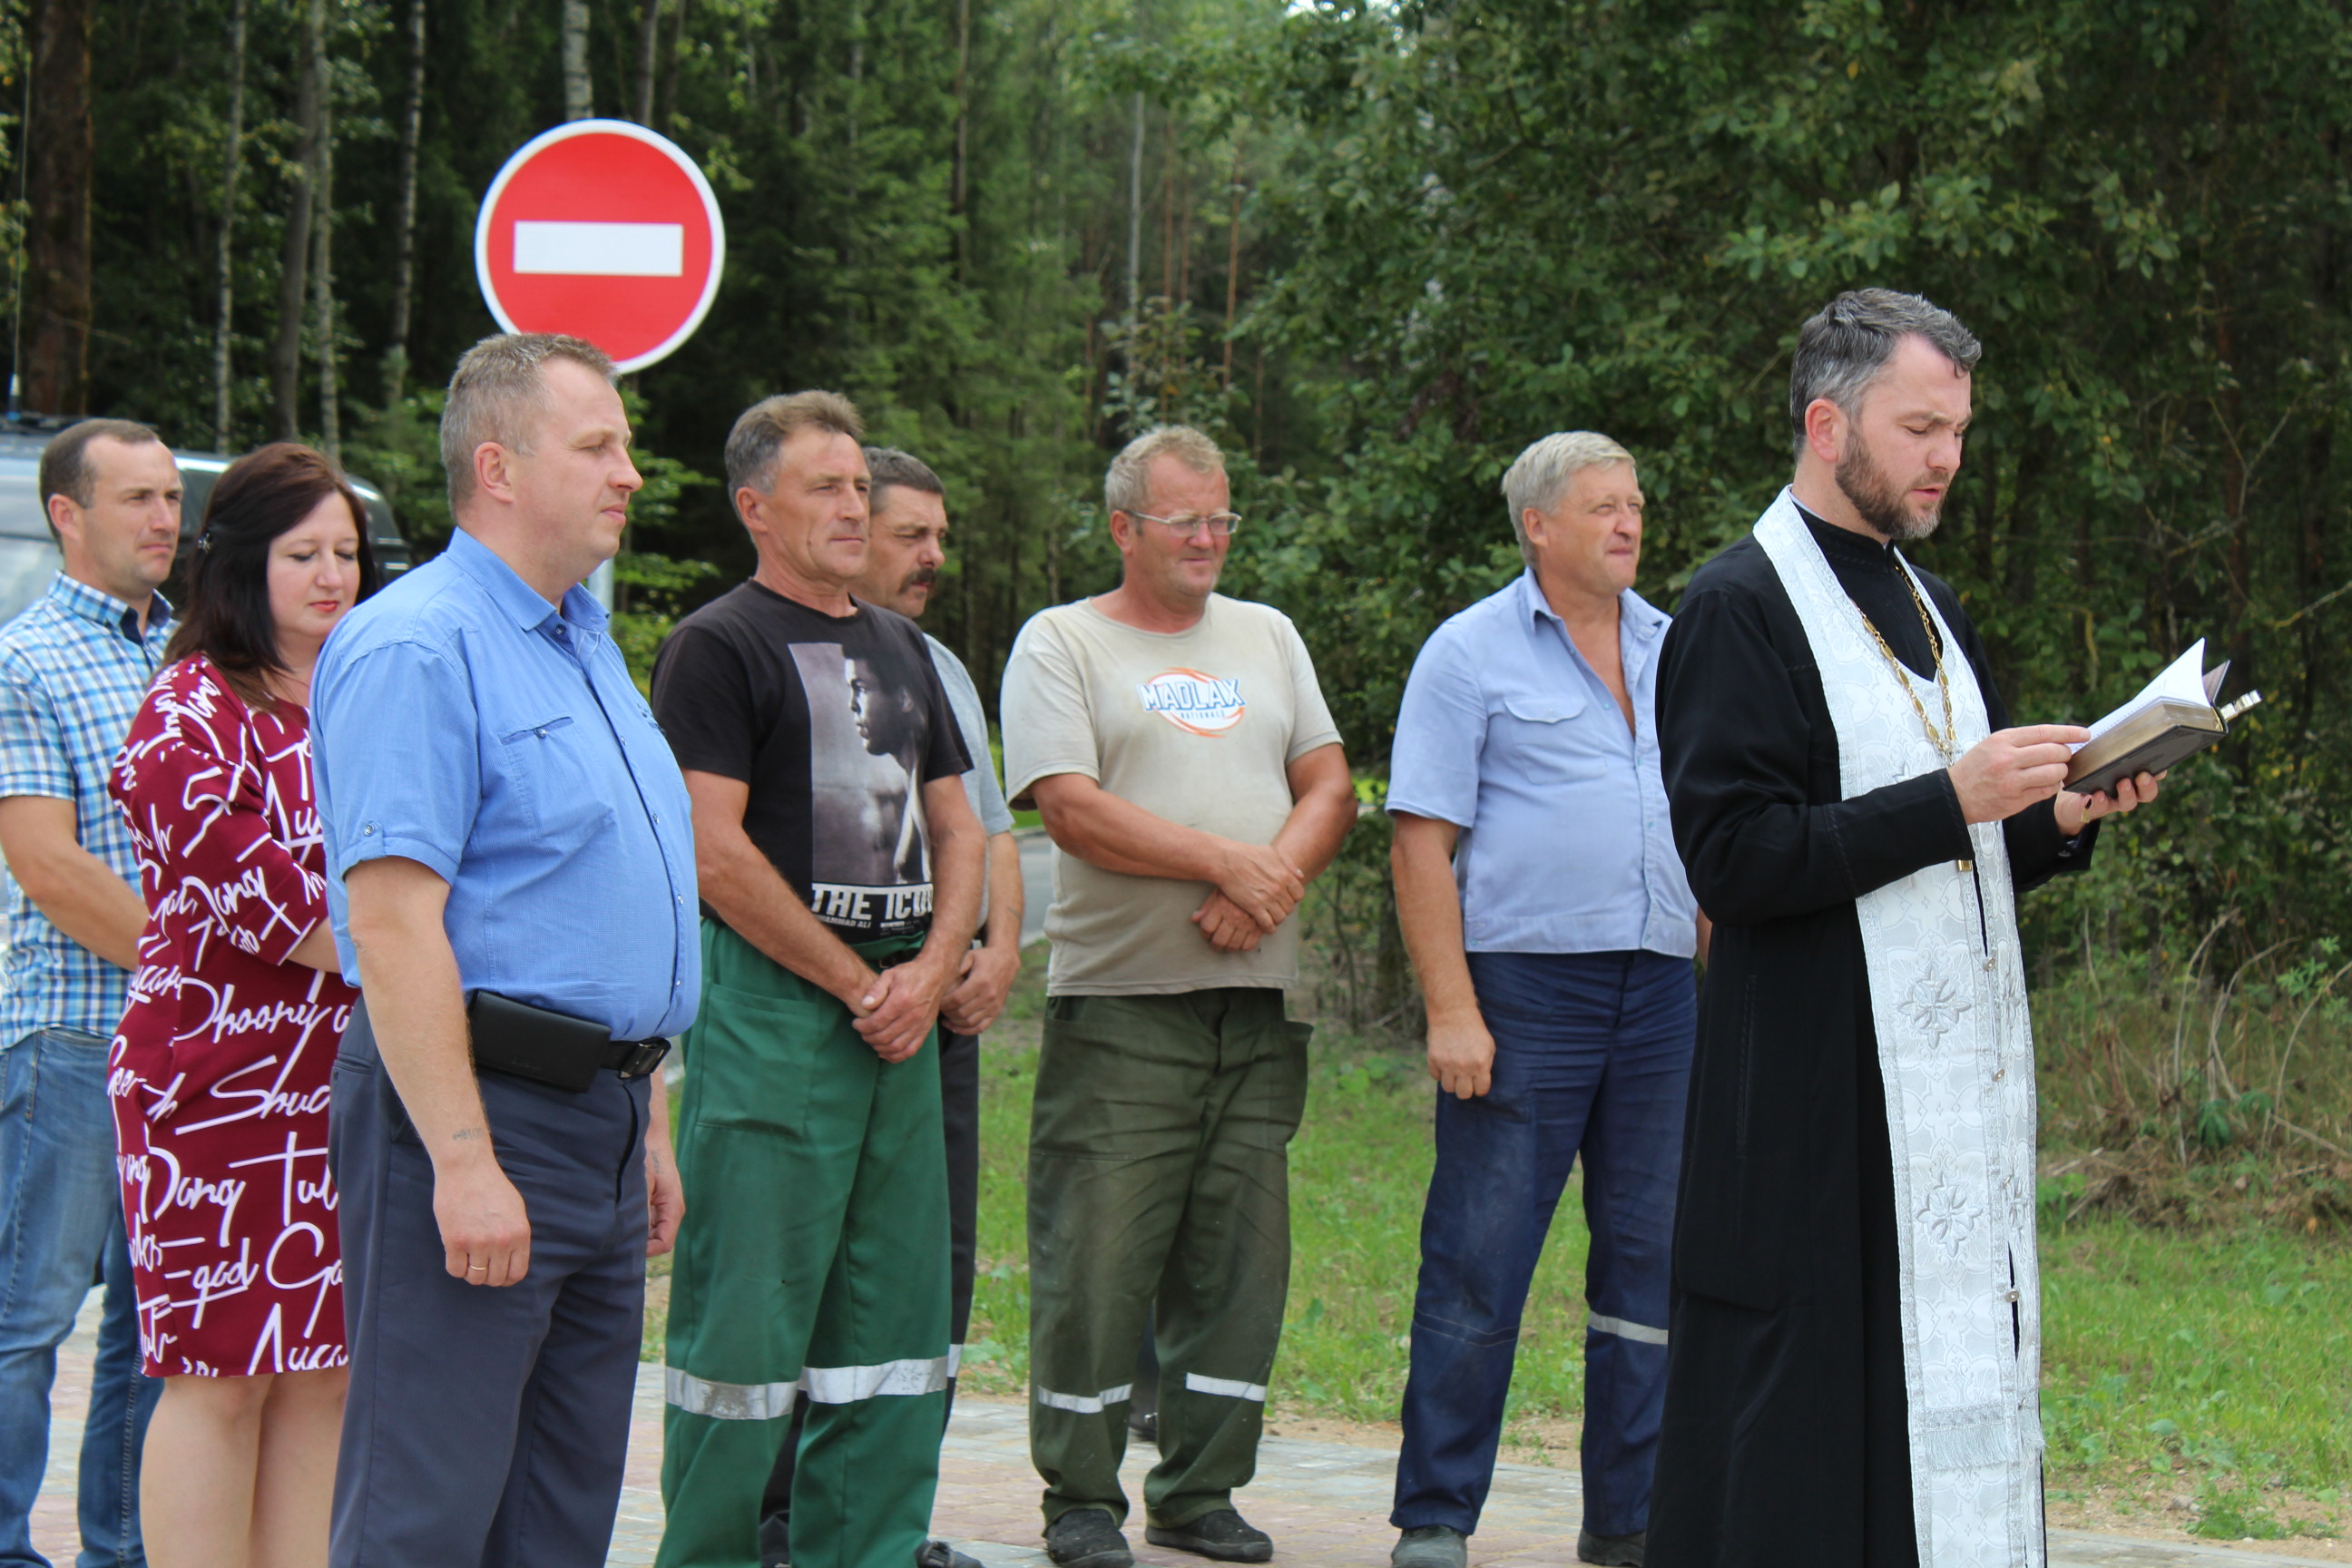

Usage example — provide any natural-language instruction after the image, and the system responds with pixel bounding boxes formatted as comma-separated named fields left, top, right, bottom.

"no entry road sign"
left=474, top=119, right=726, bottom=373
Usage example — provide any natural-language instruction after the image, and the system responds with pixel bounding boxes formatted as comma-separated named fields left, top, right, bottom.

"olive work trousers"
left=658, top=921, right=950, bottom=1568
left=1026, top=988, right=1311, bottom=1533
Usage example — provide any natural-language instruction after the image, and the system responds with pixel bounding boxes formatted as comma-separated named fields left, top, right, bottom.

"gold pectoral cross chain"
left=1857, top=564, right=1974, bottom=875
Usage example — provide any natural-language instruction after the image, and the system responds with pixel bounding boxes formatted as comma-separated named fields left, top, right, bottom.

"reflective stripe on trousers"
left=665, top=1357, right=954, bottom=1420
left=1588, top=1312, right=1670, bottom=1347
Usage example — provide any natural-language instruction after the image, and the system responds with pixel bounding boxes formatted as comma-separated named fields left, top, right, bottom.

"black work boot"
left=1046, top=1508, right=1135, bottom=1568
left=1145, top=1509, right=1275, bottom=1563
left=1576, top=1529, right=1644, bottom=1568
left=1391, top=1525, right=1467, bottom=1568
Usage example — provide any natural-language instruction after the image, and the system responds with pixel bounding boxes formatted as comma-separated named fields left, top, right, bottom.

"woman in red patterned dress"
left=108, top=444, right=376, bottom=1567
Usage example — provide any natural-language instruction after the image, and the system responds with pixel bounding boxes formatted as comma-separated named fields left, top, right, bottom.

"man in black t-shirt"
left=649, top=390, right=984, bottom=1568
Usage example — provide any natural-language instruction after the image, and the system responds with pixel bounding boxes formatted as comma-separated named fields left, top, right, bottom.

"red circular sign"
left=474, top=120, right=726, bottom=373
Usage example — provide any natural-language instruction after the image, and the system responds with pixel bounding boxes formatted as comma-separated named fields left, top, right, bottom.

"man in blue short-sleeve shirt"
left=1384, top=432, right=1704, bottom=1568
left=311, top=333, right=697, bottom=1568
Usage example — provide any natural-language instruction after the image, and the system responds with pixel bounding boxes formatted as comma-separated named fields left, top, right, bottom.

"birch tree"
left=310, top=74, right=338, bottom=462
left=383, top=0, right=426, bottom=403
left=23, top=0, right=93, bottom=415
left=270, top=0, right=327, bottom=439
left=211, top=0, right=249, bottom=447
left=563, top=0, right=591, bottom=121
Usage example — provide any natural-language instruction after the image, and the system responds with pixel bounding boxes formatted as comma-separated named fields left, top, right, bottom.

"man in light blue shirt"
left=312, top=333, right=697, bottom=1568
left=1385, top=432, right=1704, bottom=1568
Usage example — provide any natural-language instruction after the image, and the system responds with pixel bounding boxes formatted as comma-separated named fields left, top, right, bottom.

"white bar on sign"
left=512, top=220, right=684, bottom=277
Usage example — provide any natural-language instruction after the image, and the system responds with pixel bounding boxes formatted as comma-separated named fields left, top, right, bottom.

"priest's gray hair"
left=1106, top=425, right=1225, bottom=518
left=1501, top=431, right=1636, bottom=570
left=441, top=332, right=618, bottom=509
left=1788, top=289, right=1981, bottom=458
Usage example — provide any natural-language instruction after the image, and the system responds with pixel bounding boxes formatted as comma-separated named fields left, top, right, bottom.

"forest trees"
left=1223, top=0, right=2352, bottom=948
left=0, top=0, right=1291, bottom=709
left=17, top=0, right=2352, bottom=945
left=22, top=0, right=92, bottom=413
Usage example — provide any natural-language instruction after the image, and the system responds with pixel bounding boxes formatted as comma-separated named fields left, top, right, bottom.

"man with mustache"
left=1648, top=290, right=2165, bottom=1567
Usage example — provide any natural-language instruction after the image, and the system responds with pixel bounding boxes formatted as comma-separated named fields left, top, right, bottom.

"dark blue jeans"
left=1390, top=951, right=1694, bottom=1540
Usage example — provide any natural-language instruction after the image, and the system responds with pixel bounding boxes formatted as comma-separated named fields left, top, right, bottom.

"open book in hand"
left=2064, top=638, right=2263, bottom=797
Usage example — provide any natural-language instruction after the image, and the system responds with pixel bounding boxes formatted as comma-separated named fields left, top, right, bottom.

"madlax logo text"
left=1138, top=669, right=1246, bottom=735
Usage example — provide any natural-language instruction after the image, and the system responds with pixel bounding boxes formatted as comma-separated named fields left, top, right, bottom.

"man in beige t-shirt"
left=1001, top=426, right=1354, bottom=1568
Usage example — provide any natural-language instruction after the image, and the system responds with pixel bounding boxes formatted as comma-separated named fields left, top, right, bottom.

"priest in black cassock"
left=1648, top=289, right=2163, bottom=1568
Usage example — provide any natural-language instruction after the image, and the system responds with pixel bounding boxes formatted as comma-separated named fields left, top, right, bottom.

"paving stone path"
left=30, top=1290, right=2339, bottom=1568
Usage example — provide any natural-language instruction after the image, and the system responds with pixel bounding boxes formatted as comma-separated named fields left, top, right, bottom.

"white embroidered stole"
left=1754, top=491, right=2044, bottom=1568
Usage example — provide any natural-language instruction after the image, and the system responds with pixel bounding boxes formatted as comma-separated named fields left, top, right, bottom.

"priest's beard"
left=1836, top=434, right=1942, bottom=543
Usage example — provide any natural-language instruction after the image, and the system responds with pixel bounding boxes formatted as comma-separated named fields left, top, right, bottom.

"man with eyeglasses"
left=1000, top=424, right=1356, bottom=1568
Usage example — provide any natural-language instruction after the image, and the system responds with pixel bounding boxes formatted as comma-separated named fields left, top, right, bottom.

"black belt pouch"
left=467, top=991, right=608, bottom=1093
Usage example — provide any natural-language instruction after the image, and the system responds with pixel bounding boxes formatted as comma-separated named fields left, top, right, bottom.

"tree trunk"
left=841, top=0, right=862, bottom=270
left=1160, top=117, right=1176, bottom=303
left=312, top=89, right=338, bottom=463
left=563, top=0, right=592, bottom=121
left=270, top=0, right=327, bottom=440
left=23, top=0, right=93, bottom=416
left=658, top=0, right=688, bottom=132
left=1125, top=93, right=1143, bottom=318
left=382, top=0, right=426, bottom=404
left=1220, top=151, right=1241, bottom=387
left=632, top=0, right=662, bottom=124
left=949, top=0, right=970, bottom=282
left=211, top=0, right=250, bottom=447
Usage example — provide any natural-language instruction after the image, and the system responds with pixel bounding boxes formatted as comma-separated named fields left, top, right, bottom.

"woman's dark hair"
left=166, top=443, right=380, bottom=702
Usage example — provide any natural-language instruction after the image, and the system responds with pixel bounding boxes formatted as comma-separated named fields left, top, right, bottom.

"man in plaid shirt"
left=0, top=418, right=180, bottom=1565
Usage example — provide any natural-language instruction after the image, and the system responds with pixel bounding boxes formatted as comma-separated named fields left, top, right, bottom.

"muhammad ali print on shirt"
left=652, top=583, right=969, bottom=941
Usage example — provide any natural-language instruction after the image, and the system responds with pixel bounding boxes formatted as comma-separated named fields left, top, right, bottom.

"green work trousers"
left=659, top=921, right=950, bottom=1568
left=1026, top=988, right=1312, bottom=1531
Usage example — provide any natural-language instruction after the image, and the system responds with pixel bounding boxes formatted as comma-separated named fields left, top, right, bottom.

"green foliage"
left=1212, top=0, right=2352, bottom=948
left=612, top=549, right=722, bottom=691
left=2042, top=1221, right=2352, bottom=1514
left=51, top=0, right=1323, bottom=722
left=54, top=0, right=2352, bottom=955
left=2032, top=937, right=2352, bottom=1220
left=342, top=389, right=450, bottom=545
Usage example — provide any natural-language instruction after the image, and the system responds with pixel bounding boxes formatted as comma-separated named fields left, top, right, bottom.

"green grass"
left=2040, top=1220, right=2352, bottom=1532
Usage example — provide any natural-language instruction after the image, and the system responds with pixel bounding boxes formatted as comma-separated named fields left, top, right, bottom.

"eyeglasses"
left=1125, top=510, right=1242, bottom=537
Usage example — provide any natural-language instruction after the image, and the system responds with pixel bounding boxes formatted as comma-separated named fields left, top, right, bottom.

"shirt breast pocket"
left=495, top=714, right=616, bottom=846
left=1495, top=696, right=1605, bottom=785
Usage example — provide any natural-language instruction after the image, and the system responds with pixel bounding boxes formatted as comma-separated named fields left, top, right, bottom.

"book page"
left=2078, top=638, right=2209, bottom=750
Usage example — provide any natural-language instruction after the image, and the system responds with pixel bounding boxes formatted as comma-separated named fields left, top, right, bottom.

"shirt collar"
left=1794, top=498, right=1903, bottom=569
left=44, top=571, right=171, bottom=643
left=1514, top=569, right=1665, bottom=641
left=445, top=526, right=611, bottom=638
